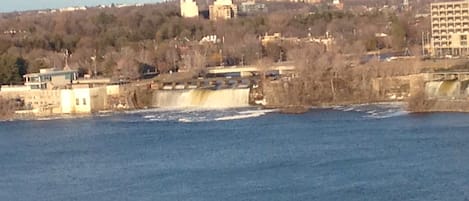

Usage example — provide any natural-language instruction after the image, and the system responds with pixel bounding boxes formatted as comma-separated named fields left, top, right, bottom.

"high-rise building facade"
left=431, top=1, right=469, bottom=56
left=181, top=0, right=199, bottom=18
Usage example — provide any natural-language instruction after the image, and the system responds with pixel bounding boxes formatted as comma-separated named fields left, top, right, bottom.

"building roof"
left=23, top=68, right=78, bottom=78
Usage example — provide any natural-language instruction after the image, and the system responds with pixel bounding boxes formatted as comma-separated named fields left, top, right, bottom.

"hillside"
left=0, top=0, right=426, bottom=85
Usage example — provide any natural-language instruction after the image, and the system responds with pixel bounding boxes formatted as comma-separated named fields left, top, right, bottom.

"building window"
left=82, top=98, right=87, bottom=105
left=76, top=98, right=80, bottom=106
left=41, top=75, right=51, bottom=81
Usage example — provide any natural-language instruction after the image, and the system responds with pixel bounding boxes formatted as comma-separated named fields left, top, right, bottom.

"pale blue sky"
left=1, top=0, right=162, bottom=13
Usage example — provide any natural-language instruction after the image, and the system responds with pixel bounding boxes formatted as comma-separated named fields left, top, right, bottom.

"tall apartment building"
left=431, top=1, right=469, bottom=56
left=180, top=0, right=199, bottom=17
left=180, top=0, right=199, bottom=18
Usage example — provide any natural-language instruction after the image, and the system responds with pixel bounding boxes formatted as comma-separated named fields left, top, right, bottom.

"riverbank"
left=408, top=98, right=469, bottom=113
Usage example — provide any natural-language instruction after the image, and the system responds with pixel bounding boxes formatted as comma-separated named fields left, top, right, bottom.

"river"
left=1, top=104, right=468, bottom=201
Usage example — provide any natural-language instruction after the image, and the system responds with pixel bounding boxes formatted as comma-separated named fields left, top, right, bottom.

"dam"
left=150, top=62, right=296, bottom=108
left=424, top=71, right=469, bottom=99
left=151, top=77, right=259, bottom=108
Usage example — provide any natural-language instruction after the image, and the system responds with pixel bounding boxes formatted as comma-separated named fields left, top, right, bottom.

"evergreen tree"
left=0, top=55, right=28, bottom=84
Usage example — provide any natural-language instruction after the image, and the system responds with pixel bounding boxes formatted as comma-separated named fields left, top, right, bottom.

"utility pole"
left=241, top=54, right=245, bottom=66
left=421, top=31, right=425, bottom=56
left=64, top=49, right=71, bottom=70
left=219, top=49, right=223, bottom=66
left=91, top=49, right=97, bottom=77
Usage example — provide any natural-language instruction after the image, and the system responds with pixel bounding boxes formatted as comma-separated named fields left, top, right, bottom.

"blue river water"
left=1, top=104, right=469, bottom=201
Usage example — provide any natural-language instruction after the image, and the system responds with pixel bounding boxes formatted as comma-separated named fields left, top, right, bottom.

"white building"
left=181, top=0, right=199, bottom=18
left=430, top=1, right=469, bottom=56
left=60, top=87, right=108, bottom=114
left=0, top=68, right=120, bottom=115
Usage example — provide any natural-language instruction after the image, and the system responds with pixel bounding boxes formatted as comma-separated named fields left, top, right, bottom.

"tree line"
left=0, top=1, right=426, bottom=84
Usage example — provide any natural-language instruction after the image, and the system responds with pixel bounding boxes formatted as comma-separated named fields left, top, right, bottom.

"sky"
left=1, top=0, right=162, bottom=13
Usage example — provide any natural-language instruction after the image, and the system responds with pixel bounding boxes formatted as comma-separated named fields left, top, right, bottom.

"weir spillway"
left=152, top=88, right=251, bottom=108
left=151, top=77, right=260, bottom=108
left=424, top=71, right=469, bottom=99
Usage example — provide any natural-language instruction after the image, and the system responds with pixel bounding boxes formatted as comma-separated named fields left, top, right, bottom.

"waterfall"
left=438, top=81, right=460, bottom=97
left=153, top=88, right=250, bottom=108
left=425, top=81, right=442, bottom=97
left=425, top=81, right=460, bottom=97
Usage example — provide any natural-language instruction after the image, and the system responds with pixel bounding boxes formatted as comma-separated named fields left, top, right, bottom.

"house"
left=23, top=68, right=78, bottom=90
left=261, top=33, right=300, bottom=46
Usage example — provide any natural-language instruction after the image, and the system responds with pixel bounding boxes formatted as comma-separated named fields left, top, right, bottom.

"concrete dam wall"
left=152, top=88, right=250, bottom=108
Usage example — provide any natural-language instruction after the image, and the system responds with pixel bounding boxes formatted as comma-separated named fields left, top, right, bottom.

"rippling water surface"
left=1, top=104, right=469, bottom=201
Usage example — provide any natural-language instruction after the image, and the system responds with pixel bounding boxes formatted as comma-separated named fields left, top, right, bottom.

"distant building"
left=59, top=6, right=87, bottom=12
left=199, top=35, right=221, bottom=44
left=239, top=1, right=267, bottom=15
left=430, top=1, right=469, bottom=56
left=209, top=0, right=238, bottom=20
left=60, top=87, right=109, bottom=114
left=180, top=0, right=199, bottom=18
left=308, top=32, right=335, bottom=51
left=23, top=68, right=78, bottom=90
left=0, top=68, right=120, bottom=115
left=332, top=0, right=344, bottom=10
left=261, top=33, right=300, bottom=45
